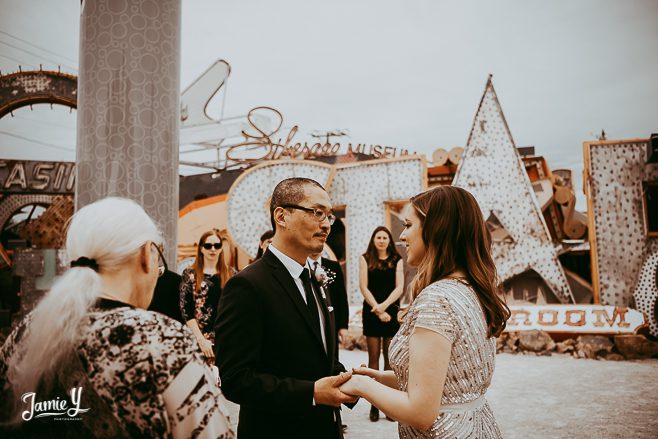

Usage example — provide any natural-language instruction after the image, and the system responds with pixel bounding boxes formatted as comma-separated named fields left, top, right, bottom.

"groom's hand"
left=314, top=371, right=358, bottom=407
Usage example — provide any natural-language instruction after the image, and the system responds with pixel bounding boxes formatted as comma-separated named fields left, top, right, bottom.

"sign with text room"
left=505, top=305, right=645, bottom=334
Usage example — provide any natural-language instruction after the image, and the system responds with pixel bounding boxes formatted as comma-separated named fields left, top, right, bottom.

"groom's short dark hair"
left=270, top=178, right=325, bottom=232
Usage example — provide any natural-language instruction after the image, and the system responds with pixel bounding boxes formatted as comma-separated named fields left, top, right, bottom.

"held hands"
left=314, top=372, right=358, bottom=407
left=338, top=374, right=371, bottom=397
left=197, top=337, right=215, bottom=359
left=352, top=364, right=382, bottom=382
left=378, top=311, right=392, bottom=322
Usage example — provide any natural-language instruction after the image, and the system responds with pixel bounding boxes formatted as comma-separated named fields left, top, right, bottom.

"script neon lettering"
left=225, top=107, right=414, bottom=166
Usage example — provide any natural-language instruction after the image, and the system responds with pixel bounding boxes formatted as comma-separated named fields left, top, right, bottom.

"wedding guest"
left=254, top=230, right=274, bottom=260
left=341, top=186, right=510, bottom=438
left=0, top=197, right=233, bottom=438
left=358, top=226, right=404, bottom=422
left=148, top=245, right=184, bottom=323
left=180, top=229, right=232, bottom=361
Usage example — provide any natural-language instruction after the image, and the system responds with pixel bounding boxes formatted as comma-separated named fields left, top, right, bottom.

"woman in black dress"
left=358, top=226, right=404, bottom=422
left=180, top=228, right=233, bottom=362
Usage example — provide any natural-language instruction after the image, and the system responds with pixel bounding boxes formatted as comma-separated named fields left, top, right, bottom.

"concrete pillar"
left=76, top=0, right=181, bottom=264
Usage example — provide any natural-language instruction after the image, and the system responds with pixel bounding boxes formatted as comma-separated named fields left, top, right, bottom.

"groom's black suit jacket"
left=215, top=249, right=346, bottom=439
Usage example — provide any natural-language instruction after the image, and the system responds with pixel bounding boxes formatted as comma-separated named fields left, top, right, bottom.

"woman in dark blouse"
left=180, top=228, right=233, bottom=361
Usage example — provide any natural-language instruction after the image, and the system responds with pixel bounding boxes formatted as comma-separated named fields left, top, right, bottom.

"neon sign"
left=225, top=107, right=415, bottom=165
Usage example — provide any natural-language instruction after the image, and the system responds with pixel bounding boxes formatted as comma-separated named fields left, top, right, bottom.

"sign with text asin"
left=505, top=305, right=645, bottom=334
left=0, top=160, right=75, bottom=194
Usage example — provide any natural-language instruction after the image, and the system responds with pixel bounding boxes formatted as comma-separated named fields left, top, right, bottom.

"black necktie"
left=300, top=268, right=321, bottom=336
left=312, top=261, right=319, bottom=276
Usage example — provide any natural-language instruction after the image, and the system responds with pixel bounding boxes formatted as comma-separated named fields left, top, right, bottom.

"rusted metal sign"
left=0, top=160, right=75, bottom=194
left=0, top=70, right=77, bottom=118
left=505, top=305, right=645, bottom=334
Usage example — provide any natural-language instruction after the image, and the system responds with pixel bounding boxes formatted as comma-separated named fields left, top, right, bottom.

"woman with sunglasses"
left=180, top=229, right=233, bottom=361
left=0, top=197, right=233, bottom=438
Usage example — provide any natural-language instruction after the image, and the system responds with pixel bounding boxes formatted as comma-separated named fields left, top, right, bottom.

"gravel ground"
left=226, top=349, right=658, bottom=438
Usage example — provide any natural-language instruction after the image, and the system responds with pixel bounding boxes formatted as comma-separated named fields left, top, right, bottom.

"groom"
left=215, top=178, right=356, bottom=439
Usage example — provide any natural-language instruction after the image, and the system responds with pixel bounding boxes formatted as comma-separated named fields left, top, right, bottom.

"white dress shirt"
left=268, top=245, right=327, bottom=352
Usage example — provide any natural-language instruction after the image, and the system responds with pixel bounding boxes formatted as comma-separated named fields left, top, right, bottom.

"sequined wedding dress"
left=389, top=279, right=502, bottom=438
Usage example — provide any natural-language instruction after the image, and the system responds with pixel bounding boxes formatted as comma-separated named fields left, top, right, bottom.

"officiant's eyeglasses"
left=152, top=243, right=167, bottom=277
left=281, top=204, right=336, bottom=225
left=202, top=242, right=223, bottom=250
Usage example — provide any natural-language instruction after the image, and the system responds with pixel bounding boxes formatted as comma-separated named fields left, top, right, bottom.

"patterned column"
left=76, top=0, right=181, bottom=263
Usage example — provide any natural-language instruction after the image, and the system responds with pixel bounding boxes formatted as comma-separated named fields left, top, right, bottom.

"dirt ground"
left=226, top=350, right=658, bottom=438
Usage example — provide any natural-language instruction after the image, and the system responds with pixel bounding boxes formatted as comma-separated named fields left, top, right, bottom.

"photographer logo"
left=21, top=386, right=90, bottom=421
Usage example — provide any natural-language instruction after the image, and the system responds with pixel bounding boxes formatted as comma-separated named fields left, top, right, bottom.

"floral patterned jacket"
left=179, top=267, right=221, bottom=343
left=0, top=300, right=233, bottom=439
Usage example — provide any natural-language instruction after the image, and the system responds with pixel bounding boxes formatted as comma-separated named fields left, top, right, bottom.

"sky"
left=1, top=0, right=657, bottom=209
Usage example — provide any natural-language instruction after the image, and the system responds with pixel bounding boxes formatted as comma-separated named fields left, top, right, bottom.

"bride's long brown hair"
left=407, top=186, right=510, bottom=337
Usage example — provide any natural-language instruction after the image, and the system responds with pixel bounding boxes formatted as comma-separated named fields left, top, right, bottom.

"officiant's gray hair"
left=269, top=177, right=325, bottom=231
left=5, top=197, right=162, bottom=421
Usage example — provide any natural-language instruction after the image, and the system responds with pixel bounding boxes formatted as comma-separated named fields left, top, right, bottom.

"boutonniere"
left=313, top=265, right=336, bottom=289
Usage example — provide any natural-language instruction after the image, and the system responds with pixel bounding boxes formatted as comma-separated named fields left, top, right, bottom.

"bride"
left=340, top=186, right=510, bottom=438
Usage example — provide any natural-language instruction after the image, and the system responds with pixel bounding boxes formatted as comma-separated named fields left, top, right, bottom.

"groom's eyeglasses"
left=281, top=204, right=336, bottom=225
left=202, top=242, right=222, bottom=250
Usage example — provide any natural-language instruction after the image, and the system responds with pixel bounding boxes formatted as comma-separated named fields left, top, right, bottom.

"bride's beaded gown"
left=389, top=279, right=502, bottom=438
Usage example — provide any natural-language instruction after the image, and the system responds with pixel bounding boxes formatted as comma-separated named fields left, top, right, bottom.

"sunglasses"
left=202, top=242, right=222, bottom=250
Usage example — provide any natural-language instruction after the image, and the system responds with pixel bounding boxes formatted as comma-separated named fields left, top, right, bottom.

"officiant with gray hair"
left=0, top=197, right=232, bottom=438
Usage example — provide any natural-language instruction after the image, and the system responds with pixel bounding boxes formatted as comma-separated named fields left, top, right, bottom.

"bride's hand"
left=352, top=364, right=381, bottom=382
left=339, top=374, right=369, bottom=397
